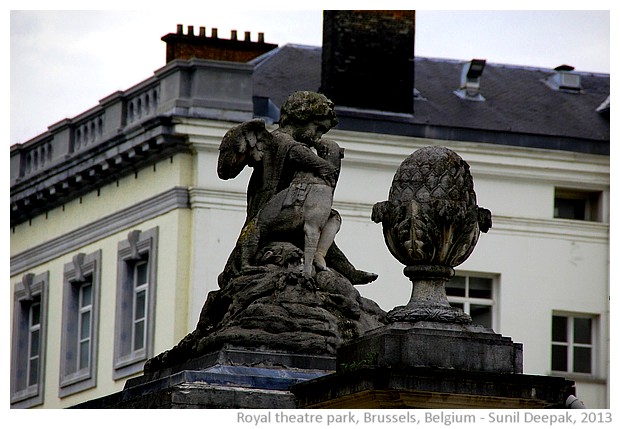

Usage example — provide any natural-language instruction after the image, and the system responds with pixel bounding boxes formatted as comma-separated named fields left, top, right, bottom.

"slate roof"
left=252, top=44, right=610, bottom=154
left=252, top=44, right=322, bottom=107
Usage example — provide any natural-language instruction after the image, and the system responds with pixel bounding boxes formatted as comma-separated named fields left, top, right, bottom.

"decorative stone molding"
left=10, top=187, right=188, bottom=276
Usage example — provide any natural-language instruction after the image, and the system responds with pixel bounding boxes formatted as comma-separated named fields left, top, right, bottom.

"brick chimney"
left=162, top=24, right=278, bottom=63
left=321, top=11, right=415, bottom=114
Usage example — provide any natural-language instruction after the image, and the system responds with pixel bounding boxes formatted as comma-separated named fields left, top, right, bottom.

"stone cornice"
left=187, top=186, right=609, bottom=244
left=329, top=129, right=609, bottom=187
left=10, top=116, right=190, bottom=228
left=10, top=187, right=189, bottom=276
left=10, top=59, right=258, bottom=228
left=176, top=117, right=609, bottom=187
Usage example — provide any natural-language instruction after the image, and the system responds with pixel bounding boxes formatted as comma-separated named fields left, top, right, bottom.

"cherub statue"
left=217, top=91, right=377, bottom=285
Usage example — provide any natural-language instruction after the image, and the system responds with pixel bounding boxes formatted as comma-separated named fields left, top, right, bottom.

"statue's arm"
left=288, top=144, right=338, bottom=185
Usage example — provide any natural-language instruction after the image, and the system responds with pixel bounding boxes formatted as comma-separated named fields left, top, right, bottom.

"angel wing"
left=217, top=119, right=272, bottom=180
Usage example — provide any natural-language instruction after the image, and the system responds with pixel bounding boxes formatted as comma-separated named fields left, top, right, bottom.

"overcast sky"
left=8, top=5, right=612, bottom=146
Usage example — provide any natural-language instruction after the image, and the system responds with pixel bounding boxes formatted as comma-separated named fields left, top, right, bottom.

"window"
left=551, top=314, right=596, bottom=375
left=131, top=261, right=149, bottom=352
left=59, top=251, right=101, bottom=397
left=554, top=188, right=602, bottom=221
left=113, top=227, right=158, bottom=379
left=446, top=274, right=495, bottom=329
left=11, top=272, right=49, bottom=408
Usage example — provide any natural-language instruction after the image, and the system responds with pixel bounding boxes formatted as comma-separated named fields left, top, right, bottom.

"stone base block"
left=73, top=347, right=335, bottom=409
left=292, top=366, right=574, bottom=409
left=337, top=321, right=523, bottom=374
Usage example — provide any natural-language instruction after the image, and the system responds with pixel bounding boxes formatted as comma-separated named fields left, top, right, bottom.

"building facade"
left=10, top=12, right=610, bottom=408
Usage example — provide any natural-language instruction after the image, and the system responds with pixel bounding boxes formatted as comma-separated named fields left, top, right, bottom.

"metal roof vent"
left=545, top=65, right=582, bottom=92
left=454, top=59, right=486, bottom=101
left=595, top=95, right=610, bottom=117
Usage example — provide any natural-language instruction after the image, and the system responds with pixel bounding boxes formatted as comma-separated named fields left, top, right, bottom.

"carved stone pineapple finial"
left=372, top=146, right=492, bottom=324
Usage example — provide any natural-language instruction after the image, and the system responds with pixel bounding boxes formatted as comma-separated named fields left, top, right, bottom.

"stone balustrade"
left=10, top=58, right=256, bottom=227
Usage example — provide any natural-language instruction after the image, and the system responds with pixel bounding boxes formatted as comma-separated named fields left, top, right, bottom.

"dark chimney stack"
left=162, top=24, right=278, bottom=63
left=321, top=11, right=415, bottom=114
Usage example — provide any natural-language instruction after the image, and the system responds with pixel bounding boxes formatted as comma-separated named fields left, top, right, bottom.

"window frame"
left=446, top=272, right=498, bottom=330
left=551, top=312, right=598, bottom=377
left=11, top=271, right=49, bottom=408
left=553, top=187, right=603, bottom=222
left=59, top=250, right=102, bottom=398
left=113, top=227, right=158, bottom=380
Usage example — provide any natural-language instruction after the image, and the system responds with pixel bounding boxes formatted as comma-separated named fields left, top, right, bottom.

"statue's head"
left=279, top=91, right=338, bottom=129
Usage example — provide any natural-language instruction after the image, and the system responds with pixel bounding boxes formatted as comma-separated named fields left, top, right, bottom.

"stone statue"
left=143, top=92, right=385, bottom=374
left=372, top=146, right=492, bottom=323
left=218, top=91, right=377, bottom=285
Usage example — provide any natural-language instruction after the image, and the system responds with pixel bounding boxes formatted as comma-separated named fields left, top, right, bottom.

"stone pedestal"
left=74, top=326, right=574, bottom=409
left=292, top=366, right=574, bottom=408
left=338, top=322, right=522, bottom=374
left=291, top=322, right=574, bottom=409
left=73, top=346, right=334, bottom=409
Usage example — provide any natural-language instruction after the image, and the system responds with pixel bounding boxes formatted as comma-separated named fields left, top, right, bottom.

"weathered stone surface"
left=145, top=92, right=385, bottom=374
left=337, top=321, right=523, bottom=374
left=372, top=146, right=492, bottom=324
left=75, top=348, right=335, bottom=409
left=292, top=367, right=574, bottom=409
left=372, top=145, right=491, bottom=269
left=145, top=243, right=385, bottom=374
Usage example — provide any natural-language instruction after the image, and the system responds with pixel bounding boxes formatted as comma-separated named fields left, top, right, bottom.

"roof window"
left=544, top=65, right=582, bottom=92
left=454, top=59, right=486, bottom=101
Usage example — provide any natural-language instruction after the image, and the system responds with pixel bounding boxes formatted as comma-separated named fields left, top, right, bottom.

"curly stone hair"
left=279, top=91, right=338, bottom=128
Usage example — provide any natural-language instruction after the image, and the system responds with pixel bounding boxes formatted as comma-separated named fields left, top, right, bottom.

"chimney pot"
left=162, top=25, right=277, bottom=63
left=258, top=32, right=265, bottom=43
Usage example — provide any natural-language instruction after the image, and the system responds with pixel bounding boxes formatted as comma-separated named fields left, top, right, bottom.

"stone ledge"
left=73, top=347, right=335, bottom=409
left=132, top=346, right=336, bottom=387
left=337, top=321, right=523, bottom=374
left=292, top=366, right=574, bottom=409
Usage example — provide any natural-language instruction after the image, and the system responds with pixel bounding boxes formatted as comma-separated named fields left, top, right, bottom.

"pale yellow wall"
left=11, top=152, right=194, bottom=256
left=10, top=150, right=195, bottom=409
left=10, top=208, right=193, bottom=409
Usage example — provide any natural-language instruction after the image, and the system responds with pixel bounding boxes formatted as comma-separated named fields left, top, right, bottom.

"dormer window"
left=545, top=65, right=582, bottom=92
left=454, top=59, right=486, bottom=101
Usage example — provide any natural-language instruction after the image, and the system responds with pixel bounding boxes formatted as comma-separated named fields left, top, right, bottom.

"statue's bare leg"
left=303, top=185, right=333, bottom=275
left=303, top=225, right=321, bottom=275
left=314, top=210, right=341, bottom=271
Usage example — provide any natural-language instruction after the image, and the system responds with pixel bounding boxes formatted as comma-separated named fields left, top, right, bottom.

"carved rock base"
left=144, top=245, right=386, bottom=374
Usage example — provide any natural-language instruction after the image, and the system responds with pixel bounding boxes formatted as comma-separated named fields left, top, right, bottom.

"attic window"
left=545, top=65, right=582, bottom=92
left=554, top=188, right=602, bottom=222
left=454, top=59, right=486, bottom=101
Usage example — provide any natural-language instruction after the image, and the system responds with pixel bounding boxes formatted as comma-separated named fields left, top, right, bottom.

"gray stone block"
left=337, top=321, right=523, bottom=374
left=73, top=347, right=335, bottom=409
